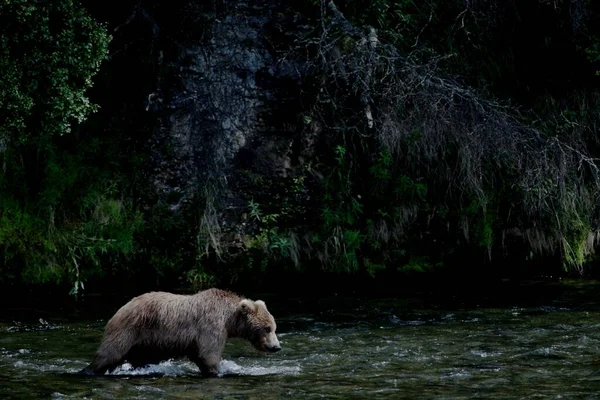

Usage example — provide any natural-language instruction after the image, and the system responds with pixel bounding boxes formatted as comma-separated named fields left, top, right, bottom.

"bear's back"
left=104, top=289, right=241, bottom=336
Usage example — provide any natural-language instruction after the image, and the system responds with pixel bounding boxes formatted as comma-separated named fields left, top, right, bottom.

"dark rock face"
left=150, top=1, right=312, bottom=219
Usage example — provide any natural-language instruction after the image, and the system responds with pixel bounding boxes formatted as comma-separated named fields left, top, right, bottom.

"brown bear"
left=78, top=288, right=281, bottom=377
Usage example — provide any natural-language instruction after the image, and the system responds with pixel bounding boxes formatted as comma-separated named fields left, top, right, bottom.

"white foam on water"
left=10, top=356, right=83, bottom=374
left=2, top=345, right=300, bottom=378
left=104, top=358, right=301, bottom=377
left=470, top=349, right=502, bottom=358
left=440, top=369, right=472, bottom=380
left=134, top=385, right=165, bottom=393
left=110, top=360, right=191, bottom=376
left=371, top=361, right=390, bottom=369
left=218, top=359, right=301, bottom=376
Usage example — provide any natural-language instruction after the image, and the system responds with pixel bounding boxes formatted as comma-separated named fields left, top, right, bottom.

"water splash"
left=5, top=319, right=63, bottom=333
left=105, top=358, right=301, bottom=377
left=219, top=359, right=301, bottom=376
left=111, top=360, right=191, bottom=376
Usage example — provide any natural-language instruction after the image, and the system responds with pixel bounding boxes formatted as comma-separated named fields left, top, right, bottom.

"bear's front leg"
left=190, top=354, right=221, bottom=377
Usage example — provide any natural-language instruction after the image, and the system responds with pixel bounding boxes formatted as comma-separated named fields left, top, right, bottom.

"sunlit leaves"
left=0, top=0, right=110, bottom=141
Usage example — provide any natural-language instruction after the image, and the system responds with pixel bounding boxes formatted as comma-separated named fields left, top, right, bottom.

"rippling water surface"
left=2, top=280, right=600, bottom=399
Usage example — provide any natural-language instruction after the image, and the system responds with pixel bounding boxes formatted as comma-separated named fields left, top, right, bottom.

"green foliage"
left=0, top=0, right=133, bottom=295
left=234, top=139, right=432, bottom=278
left=395, top=175, right=427, bottom=202
left=297, top=0, right=600, bottom=279
left=370, top=149, right=392, bottom=194
left=244, top=199, right=297, bottom=266
left=461, top=199, right=495, bottom=250
left=248, top=199, right=262, bottom=221
left=186, top=261, right=217, bottom=292
left=398, top=255, right=440, bottom=274
left=182, top=0, right=600, bottom=285
left=0, top=192, right=143, bottom=290
left=318, top=145, right=366, bottom=273
left=4, top=0, right=600, bottom=295
left=0, top=0, right=111, bottom=141
left=364, top=258, right=385, bottom=277
left=584, top=37, right=600, bottom=76
left=557, top=206, right=597, bottom=272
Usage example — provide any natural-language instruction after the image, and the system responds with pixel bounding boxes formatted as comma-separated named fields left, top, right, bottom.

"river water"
left=2, top=279, right=600, bottom=399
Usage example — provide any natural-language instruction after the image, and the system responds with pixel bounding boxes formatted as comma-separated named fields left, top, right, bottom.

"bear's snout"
left=261, top=331, right=281, bottom=352
left=267, top=344, right=282, bottom=352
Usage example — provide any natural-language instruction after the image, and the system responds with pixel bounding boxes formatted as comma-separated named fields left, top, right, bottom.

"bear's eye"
left=264, top=327, right=272, bottom=334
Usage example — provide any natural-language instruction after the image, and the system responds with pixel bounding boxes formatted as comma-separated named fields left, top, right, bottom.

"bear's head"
left=236, top=299, right=281, bottom=353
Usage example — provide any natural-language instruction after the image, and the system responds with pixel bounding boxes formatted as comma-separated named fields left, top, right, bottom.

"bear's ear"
left=255, top=300, right=267, bottom=310
left=238, top=299, right=256, bottom=314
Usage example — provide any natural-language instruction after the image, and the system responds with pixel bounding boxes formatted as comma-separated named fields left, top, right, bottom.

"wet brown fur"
left=79, top=288, right=280, bottom=377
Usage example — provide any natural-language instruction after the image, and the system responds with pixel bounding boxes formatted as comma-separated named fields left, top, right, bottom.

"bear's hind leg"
left=79, top=333, right=134, bottom=375
left=80, top=352, right=125, bottom=375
